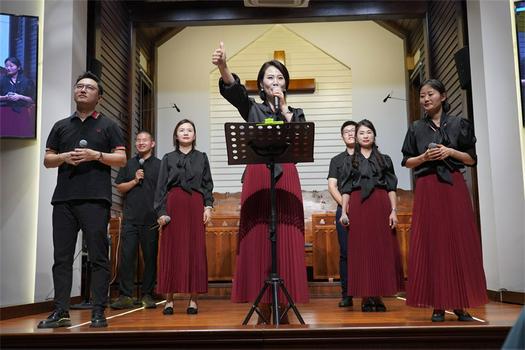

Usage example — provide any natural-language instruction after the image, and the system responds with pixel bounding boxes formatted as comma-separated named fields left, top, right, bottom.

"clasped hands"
left=423, top=144, right=453, bottom=162
left=62, top=148, right=100, bottom=166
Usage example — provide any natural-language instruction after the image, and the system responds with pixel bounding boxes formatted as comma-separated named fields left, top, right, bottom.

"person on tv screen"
left=0, top=56, right=35, bottom=108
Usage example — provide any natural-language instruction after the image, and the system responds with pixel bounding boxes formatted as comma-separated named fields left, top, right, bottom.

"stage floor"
left=1, top=297, right=522, bottom=349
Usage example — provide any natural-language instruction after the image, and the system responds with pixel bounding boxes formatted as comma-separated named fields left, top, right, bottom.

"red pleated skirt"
left=406, top=172, right=488, bottom=309
left=156, top=187, right=208, bottom=294
left=231, top=163, right=309, bottom=304
left=347, top=189, right=404, bottom=297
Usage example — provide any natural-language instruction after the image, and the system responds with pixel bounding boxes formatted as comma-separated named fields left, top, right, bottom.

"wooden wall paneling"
left=311, top=213, right=339, bottom=280
left=426, top=0, right=481, bottom=227
left=89, top=0, right=135, bottom=215
left=108, top=216, right=122, bottom=296
left=205, top=215, right=239, bottom=281
left=396, top=214, right=411, bottom=279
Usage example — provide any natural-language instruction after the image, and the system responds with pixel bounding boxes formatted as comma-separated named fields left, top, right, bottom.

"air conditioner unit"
left=244, top=0, right=310, bottom=8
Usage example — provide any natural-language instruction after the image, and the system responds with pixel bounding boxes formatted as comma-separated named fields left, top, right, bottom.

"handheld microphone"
left=151, top=215, right=171, bottom=230
left=272, top=85, right=281, bottom=115
left=69, top=139, right=88, bottom=177
left=138, top=158, right=145, bottom=185
left=428, top=142, right=454, bottom=170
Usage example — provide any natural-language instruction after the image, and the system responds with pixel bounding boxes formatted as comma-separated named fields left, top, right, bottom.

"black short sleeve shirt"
left=46, top=112, right=125, bottom=204
left=327, top=150, right=352, bottom=193
left=115, top=155, right=161, bottom=225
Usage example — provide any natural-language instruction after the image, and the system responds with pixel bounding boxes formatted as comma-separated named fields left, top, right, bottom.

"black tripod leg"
left=242, top=282, right=270, bottom=325
left=278, top=282, right=305, bottom=324
left=271, top=278, right=280, bottom=326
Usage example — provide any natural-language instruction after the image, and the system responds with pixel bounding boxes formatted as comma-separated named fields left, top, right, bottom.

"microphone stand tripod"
left=241, top=158, right=305, bottom=325
left=236, top=110, right=306, bottom=326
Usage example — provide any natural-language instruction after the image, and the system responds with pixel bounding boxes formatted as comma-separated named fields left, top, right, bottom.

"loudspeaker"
left=454, top=46, right=470, bottom=89
left=87, top=57, right=103, bottom=79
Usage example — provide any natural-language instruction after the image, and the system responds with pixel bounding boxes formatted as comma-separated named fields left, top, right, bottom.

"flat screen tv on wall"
left=0, top=13, right=38, bottom=139
left=515, top=1, right=525, bottom=126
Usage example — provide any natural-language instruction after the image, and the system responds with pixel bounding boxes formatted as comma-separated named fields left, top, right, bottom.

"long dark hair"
left=173, top=118, right=196, bottom=150
left=421, top=78, right=450, bottom=114
left=352, top=119, right=387, bottom=169
left=256, top=60, right=290, bottom=101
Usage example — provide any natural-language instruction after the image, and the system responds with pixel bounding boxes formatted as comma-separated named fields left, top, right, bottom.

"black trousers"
left=52, top=200, right=110, bottom=311
left=335, top=205, right=349, bottom=298
left=117, top=222, right=158, bottom=297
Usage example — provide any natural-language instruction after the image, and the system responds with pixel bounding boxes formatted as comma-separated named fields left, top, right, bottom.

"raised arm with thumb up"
left=212, top=41, right=234, bottom=85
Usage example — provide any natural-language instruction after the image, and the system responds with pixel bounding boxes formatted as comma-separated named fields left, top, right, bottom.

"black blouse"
left=154, top=149, right=214, bottom=217
left=341, top=152, right=398, bottom=201
left=219, top=73, right=305, bottom=123
left=0, top=74, right=35, bottom=108
left=219, top=73, right=306, bottom=180
left=401, top=114, right=477, bottom=184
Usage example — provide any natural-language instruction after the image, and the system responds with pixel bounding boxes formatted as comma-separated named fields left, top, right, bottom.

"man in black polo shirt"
left=327, top=120, right=357, bottom=308
left=38, top=72, right=126, bottom=328
left=110, top=131, right=160, bottom=310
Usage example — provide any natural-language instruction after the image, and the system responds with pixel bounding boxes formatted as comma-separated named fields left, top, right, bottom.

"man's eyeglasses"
left=74, top=83, right=98, bottom=92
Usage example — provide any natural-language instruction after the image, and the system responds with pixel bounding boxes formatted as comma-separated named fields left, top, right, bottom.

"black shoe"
left=186, top=306, right=198, bottom=315
left=141, top=294, right=157, bottom=309
left=361, top=297, right=375, bottom=312
left=163, top=306, right=174, bottom=315
left=453, top=309, right=474, bottom=321
left=90, top=309, right=108, bottom=328
left=110, top=295, right=134, bottom=310
left=338, top=296, right=353, bottom=307
left=187, top=299, right=198, bottom=315
left=37, top=309, right=72, bottom=328
left=431, top=309, right=445, bottom=322
left=373, top=297, right=386, bottom=312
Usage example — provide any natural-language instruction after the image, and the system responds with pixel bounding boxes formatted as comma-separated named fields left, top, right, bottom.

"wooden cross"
left=245, top=50, right=316, bottom=94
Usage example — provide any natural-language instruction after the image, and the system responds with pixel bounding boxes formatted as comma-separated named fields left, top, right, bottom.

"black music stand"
left=224, top=121, right=314, bottom=326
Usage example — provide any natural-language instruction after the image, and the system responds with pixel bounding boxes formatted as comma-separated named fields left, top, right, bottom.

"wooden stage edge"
left=1, top=298, right=522, bottom=349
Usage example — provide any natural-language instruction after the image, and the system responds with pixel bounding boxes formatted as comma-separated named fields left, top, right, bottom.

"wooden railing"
left=109, top=190, right=413, bottom=284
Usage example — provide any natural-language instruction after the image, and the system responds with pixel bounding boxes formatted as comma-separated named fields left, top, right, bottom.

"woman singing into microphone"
left=212, top=42, right=309, bottom=323
left=155, top=119, right=214, bottom=316
left=401, top=79, right=487, bottom=322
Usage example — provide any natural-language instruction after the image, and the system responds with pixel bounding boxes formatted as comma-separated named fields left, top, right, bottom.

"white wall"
left=467, top=0, right=525, bottom=292
left=157, top=21, right=410, bottom=190
left=157, top=24, right=270, bottom=159
left=0, top=0, right=87, bottom=306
